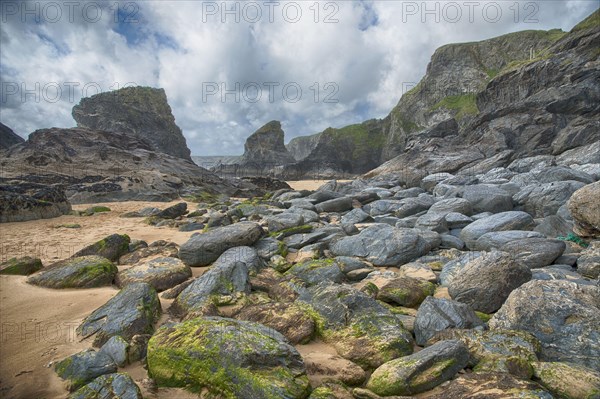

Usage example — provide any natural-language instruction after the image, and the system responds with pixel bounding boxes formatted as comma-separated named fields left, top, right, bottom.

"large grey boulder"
left=147, top=317, right=310, bottom=398
left=448, top=251, right=532, bottom=313
left=490, top=280, right=600, bottom=369
left=472, top=230, right=545, bottom=251
left=330, top=224, right=434, bottom=266
left=439, top=252, right=483, bottom=287
left=461, top=184, right=513, bottom=213
left=460, top=211, right=534, bottom=250
left=500, top=238, right=566, bottom=269
left=341, top=208, right=372, bottom=224
left=77, top=283, right=161, bottom=347
left=54, top=349, right=117, bottom=391
left=28, top=256, right=117, bottom=289
left=115, top=257, right=192, bottom=291
left=414, top=297, right=484, bottom=346
left=513, top=181, right=586, bottom=218
left=285, top=258, right=344, bottom=286
left=178, top=222, right=263, bottom=266
left=265, top=212, right=305, bottom=233
left=73, top=234, right=131, bottom=263
left=428, top=198, right=473, bottom=216
left=315, top=197, right=353, bottom=213
left=568, top=181, right=600, bottom=237
left=171, top=247, right=261, bottom=318
left=535, top=166, right=595, bottom=184
left=366, top=340, right=469, bottom=396
left=69, top=373, right=143, bottom=399
left=154, top=202, right=187, bottom=219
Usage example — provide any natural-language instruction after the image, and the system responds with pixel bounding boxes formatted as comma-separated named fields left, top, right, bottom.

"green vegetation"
left=571, top=9, right=599, bottom=32
left=557, top=233, right=589, bottom=248
left=328, top=123, right=386, bottom=162
left=431, top=94, right=479, bottom=120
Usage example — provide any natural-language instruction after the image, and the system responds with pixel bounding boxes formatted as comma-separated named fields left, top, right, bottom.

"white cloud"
left=1, top=0, right=597, bottom=155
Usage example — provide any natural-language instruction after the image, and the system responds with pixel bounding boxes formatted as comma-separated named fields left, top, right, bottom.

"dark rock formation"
left=240, top=121, right=295, bottom=166
left=0, top=181, right=72, bottom=222
left=286, top=131, right=321, bottom=161
left=0, top=122, right=24, bottom=150
left=72, top=86, right=192, bottom=161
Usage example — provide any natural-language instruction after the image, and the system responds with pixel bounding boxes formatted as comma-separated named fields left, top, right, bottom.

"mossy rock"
left=473, top=355, right=534, bottom=379
left=285, top=258, right=343, bottom=286
left=73, top=234, right=131, bottom=262
left=0, top=256, right=43, bottom=275
left=532, top=361, right=600, bottom=399
left=147, top=317, right=311, bottom=398
left=68, top=372, right=142, bottom=399
left=28, top=256, right=116, bottom=288
left=83, top=206, right=111, bottom=216
left=377, top=276, right=435, bottom=308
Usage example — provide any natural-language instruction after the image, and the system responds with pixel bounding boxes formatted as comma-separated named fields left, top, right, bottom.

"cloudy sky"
left=1, top=1, right=597, bottom=155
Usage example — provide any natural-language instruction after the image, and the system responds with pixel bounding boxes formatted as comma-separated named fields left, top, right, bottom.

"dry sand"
left=0, top=193, right=342, bottom=398
left=287, top=180, right=351, bottom=191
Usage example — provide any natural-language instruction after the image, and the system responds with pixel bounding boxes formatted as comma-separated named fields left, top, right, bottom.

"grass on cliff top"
left=329, top=123, right=386, bottom=160
left=431, top=94, right=479, bottom=120
left=571, top=9, right=599, bottom=32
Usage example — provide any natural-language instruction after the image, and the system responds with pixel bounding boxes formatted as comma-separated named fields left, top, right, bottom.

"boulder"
left=532, top=361, right=600, bottom=399
left=460, top=184, right=513, bottom=213
left=235, top=302, right=315, bottom=344
left=428, top=198, right=473, bottom=216
left=315, top=197, right=353, bottom=213
left=330, top=225, right=433, bottom=267
left=68, top=373, right=143, bottom=399
left=54, top=349, right=117, bottom=391
left=285, top=259, right=344, bottom=286
left=460, top=211, right=534, bottom=249
left=73, top=234, right=131, bottom=263
left=77, top=282, right=161, bottom=347
left=99, top=336, right=129, bottom=367
left=377, top=276, right=435, bottom=308
left=116, top=257, right=191, bottom=292
left=147, top=317, right=310, bottom=398
left=265, top=212, right=305, bottom=233
left=414, top=297, right=484, bottom=346
left=569, top=181, right=600, bottom=237
left=154, top=202, right=187, bottom=219
left=299, top=282, right=414, bottom=369
left=28, top=256, right=117, bottom=289
left=577, top=243, right=600, bottom=279
left=366, top=340, right=469, bottom=396
left=448, top=251, right=532, bottom=313
left=178, top=222, right=263, bottom=266
left=472, top=230, right=545, bottom=251
left=500, top=238, right=566, bottom=269
left=490, top=280, right=600, bottom=369
left=439, top=252, right=483, bottom=287
left=513, top=180, right=585, bottom=218
left=171, top=247, right=261, bottom=318
left=0, top=256, right=43, bottom=275
left=341, top=208, right=372, bottom=225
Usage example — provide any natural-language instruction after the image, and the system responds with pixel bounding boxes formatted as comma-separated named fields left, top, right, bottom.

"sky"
left=1, top=1, right=597, bottom=156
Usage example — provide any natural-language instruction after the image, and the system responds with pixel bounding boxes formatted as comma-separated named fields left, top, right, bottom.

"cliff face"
left=367, top=12, right=600, bottom=185
left=0, top=122, right=25, bottom=150
left=72, top=86, right=192, bottom=161
left=286, top=132, right=322, bottom=161
left=240, top=121, right=295, bottom=166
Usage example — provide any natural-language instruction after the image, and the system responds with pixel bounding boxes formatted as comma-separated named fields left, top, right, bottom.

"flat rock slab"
left=77, top=282, right=161, bottom=347
left=28, top=256, right=117, bottom=289
left=178, top=222, right=263, bottom=266
left=116, top=257, right=191, bottom=292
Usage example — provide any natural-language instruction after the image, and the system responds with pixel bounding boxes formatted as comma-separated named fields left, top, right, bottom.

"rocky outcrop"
left=0, top=181, right=72, bottom=222
left=0, top=122, right=24, bottom=150
left=72, top=86, right=192, bottom=161
left=286, top=131, right=321, bottom=161
left=240, top=121, right=295, bottom=166
left=0, top=127, right=234, bottom=203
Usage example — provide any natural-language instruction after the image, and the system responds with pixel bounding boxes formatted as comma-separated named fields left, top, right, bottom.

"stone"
left=366, top=340, right=469, bottom=396
left=532, top=361, right=600, bottom=399
left=235, top=302, right=315, bottom=344
left=116, top=257, right=191, bottom=292
left=500, top=238, right=566, bottom=269
left=439, top=252, right=483, bottom=287
left=428, top=198, right=473, bottom=216
left=315, top=197, right=353, bottom=213
left=414, top=213, right=448, bottom=233
left=378, top=276, right=435, bottom=308
left=99, top=336, right=129, bottom=367
left=472, top=230, right=545, bottom=251
left=424, top=372, right=553, bottom=399
left=490, top=280, right=600, bottom=369
left=514, top=181, right=586, bottom=218
left=569, top=181, right=600, bottom=237
left=535, top=166, right=595, bottom=184
left=155, top=202, right=187, bottom=219
left=0, top=256, right=43, bottom=275
left=54, top=349, right=117, bottom=391
left=341, top=208, right=372, bottom=224
left=330, top=225, right=433, bottom=267
left=68, top=373, right=143, bottom=399
left=414, top=297, right=483, bottom=346
left=171, top=247, right=261, bottom=318
left=147, top=317, right=310, bottom=398
left=448, top=251, right=532, bottom=313
left=77, top=283, right=161, bottom=347
left=461, top=184, right=513, bottom=213
left=460, top=211, right=534, bottom=250
left=534, top=214, right=574, bottom=237
left=444, top=212, right=473, bottom=229
left=73, top=234, right=131, bottom=263
left=577, top=243, right=600, bottom=279
left=265, top=212, right=305, bottom=233
left=119, top=243, right=178, bottom=265
left=299, top=282, right=414, bottom=369
left=285, top=259, right=344, bottom=286
left=28, top=256, right=117, bottom=289
left=178, top=222, right=263, bottom=266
